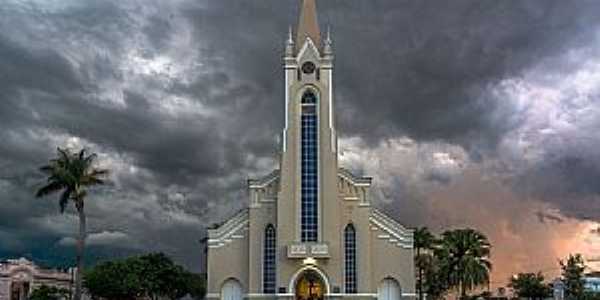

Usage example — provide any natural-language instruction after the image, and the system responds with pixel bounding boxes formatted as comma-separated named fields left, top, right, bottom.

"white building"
left=584, top=272, right=600, bottom=293
left=206, top=1, right=416, bottom=300
left=0, top=258, right=72, bottom=300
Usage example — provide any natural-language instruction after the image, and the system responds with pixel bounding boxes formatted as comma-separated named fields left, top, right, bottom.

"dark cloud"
left=0, top=0, right=600, bottom=279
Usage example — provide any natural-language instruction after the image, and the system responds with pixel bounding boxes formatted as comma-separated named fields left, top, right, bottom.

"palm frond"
left=37, top=147, right=110, bottom=216
left=80, top=168, right=108, bottom=186
left=83, top=152, right=98, bottom=166
left=54, top=166, right=77, bottom=187
left=82, top=177, right=106, bottom=186
left=57, top=147, right=71, bottom=164
left=88, top=169, right=108, bottom=177
left=59, top=188, right=72, bottom=213
left=39, top=164, right=55, bottom=173
left=36, top=181, right=65, bottom=198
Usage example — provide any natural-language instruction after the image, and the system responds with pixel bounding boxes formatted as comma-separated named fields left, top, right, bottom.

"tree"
left=83, top=259, right=144, bottom=300
left=137, top=253, right=191, bottom=300
left=185, top=272, right=207, bottom=300
left=560, top=254, right=586, bottom=300
left=509, top=272, right=552, bottom=300
left=417, top=252, right=449, bottom=300
left=414, top=227, right=437, bottom=300
left=28, top=285, right=69, bottom=300
left=84, top=253, right=206, bottom=300
left=36, top=147, right=109, bottom=300
left=436, top=228, right=492, bottom=299
left=581, top=291, right=600, bottom=300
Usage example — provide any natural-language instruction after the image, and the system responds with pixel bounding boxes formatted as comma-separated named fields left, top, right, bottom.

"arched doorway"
left=378, top=278, right=401, bottom=300
left=10, top=270, right=32, bottom=300
left=295, top=270, right=326, bottom=300
left=10, top=281, right=30, bottom=300
left=221, top=278, right=242, bottom=300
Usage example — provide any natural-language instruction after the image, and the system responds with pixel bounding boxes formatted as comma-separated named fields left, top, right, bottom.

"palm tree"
left=436, top=228, right=492, bottom=299
left=414, top=227, right=436, bottom=300
left=36, top=147, right=108, bottom=300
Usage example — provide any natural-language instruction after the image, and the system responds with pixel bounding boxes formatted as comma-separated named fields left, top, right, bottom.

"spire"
left=296, top=0, right=321, bottom=49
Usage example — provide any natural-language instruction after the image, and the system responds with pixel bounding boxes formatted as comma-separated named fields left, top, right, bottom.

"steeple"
left=296, top=0, right=321, bottom=50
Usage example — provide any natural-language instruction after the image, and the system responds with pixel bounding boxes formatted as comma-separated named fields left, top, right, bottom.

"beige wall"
left=370, top=230, right=415, bottom=294
left=207, top=226, right=249, bottom=295
left=248, top=201, right=277, bottom=293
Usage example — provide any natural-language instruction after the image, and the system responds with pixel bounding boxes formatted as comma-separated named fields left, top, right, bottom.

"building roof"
left=296, top=0, right=320, bottom=49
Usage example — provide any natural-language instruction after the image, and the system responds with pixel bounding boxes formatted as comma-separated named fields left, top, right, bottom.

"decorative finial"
left=285, top=26, right=295, bottom=57
left=288, top=26, right=294, bottom=44
left=323, top=25, right=333, bottom=55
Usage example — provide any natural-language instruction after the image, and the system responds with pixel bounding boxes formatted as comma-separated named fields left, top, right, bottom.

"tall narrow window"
left=344, top=224, right=357, bottom=293
left=263, top=224, right=276, bottom=293
left=301, top=90, right=318, bottom=242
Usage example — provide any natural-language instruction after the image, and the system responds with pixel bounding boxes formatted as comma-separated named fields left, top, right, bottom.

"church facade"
left=206, top=1, right=416, bottom=300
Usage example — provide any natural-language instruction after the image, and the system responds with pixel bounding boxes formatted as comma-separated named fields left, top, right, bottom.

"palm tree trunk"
left=417, top=247, right=423, bottom=300
left=74, top=205, right=86, bottom=300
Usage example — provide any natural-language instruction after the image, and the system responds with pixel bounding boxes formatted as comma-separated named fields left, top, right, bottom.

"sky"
left=1, top=0, right=600, bottom=289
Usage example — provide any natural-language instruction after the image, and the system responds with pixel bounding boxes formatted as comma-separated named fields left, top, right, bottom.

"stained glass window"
left=345, top=224, right=357, bottom=293
left=301, top=90, right=318, bottom=242
left=263, top=224, right=276, bottom=293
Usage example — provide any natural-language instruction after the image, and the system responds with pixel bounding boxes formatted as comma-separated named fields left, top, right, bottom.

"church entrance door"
left=295, top=270, right=325, bottom=300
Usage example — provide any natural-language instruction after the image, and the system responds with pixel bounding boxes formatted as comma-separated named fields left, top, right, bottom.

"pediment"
left=337, top=168, right=372, bottom=202
left=369, top=208, right=414, bottom=249
left=248, top=169, right=279, bottom=189
left=207, top=209, right=249, bottom=249
left=296, top=37, right=321, bottom=62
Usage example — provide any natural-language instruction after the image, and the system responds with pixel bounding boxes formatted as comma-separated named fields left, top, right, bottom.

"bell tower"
left=278, top=0, right=338, bottom=247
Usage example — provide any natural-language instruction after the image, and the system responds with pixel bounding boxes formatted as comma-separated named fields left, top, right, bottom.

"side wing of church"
left=206, top=1, right=416, bottom=299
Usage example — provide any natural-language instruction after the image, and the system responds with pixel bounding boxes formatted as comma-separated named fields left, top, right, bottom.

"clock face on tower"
left=302, top=61, right=316, bottom=74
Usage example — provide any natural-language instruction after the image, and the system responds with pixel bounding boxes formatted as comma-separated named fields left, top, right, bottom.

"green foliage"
left=412, top=228, right=492, bottom=299
left=28, top=285, right=69, bottom=300
left=414, top=227, right=437, bottom=252
left=435, top=228, right=492, bottom=297
left=560, top=253, right=586, bottom=300
left=84, top=253, right=206, bottom=300
left=417, top=253, right=449, bottom=300
left=414, top=227, right=438, bottom=300
left=581, top=291, right=600, bottom=300
left=185, top=272, right=207, bottom=300
left=83, top=259, right=143, bottom=300
left=508, top=272, right=552, bottom=299
left=36, top=147, right=108, bottom=212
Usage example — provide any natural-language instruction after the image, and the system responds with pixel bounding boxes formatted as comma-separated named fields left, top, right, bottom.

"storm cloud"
left=1, top=0, right=600, bottom=284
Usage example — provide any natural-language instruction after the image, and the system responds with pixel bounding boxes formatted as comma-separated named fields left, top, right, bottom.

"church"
left=206, top=1, right=416, bottom=300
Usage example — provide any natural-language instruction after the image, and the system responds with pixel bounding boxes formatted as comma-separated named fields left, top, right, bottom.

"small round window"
left=301, top=62, right=316, bottom=74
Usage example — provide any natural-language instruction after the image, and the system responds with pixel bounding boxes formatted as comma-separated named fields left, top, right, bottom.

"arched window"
left=302, top=90, right=317, bottom=103
left=378, top=278, right=401, bottom=300
left=300, top=90, right=318, bottom=242
left=344, top=224, right=357, bottom=293
left=263, top=224, right=277, bottom=293
left=221, top=278, right=242, bottom=300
